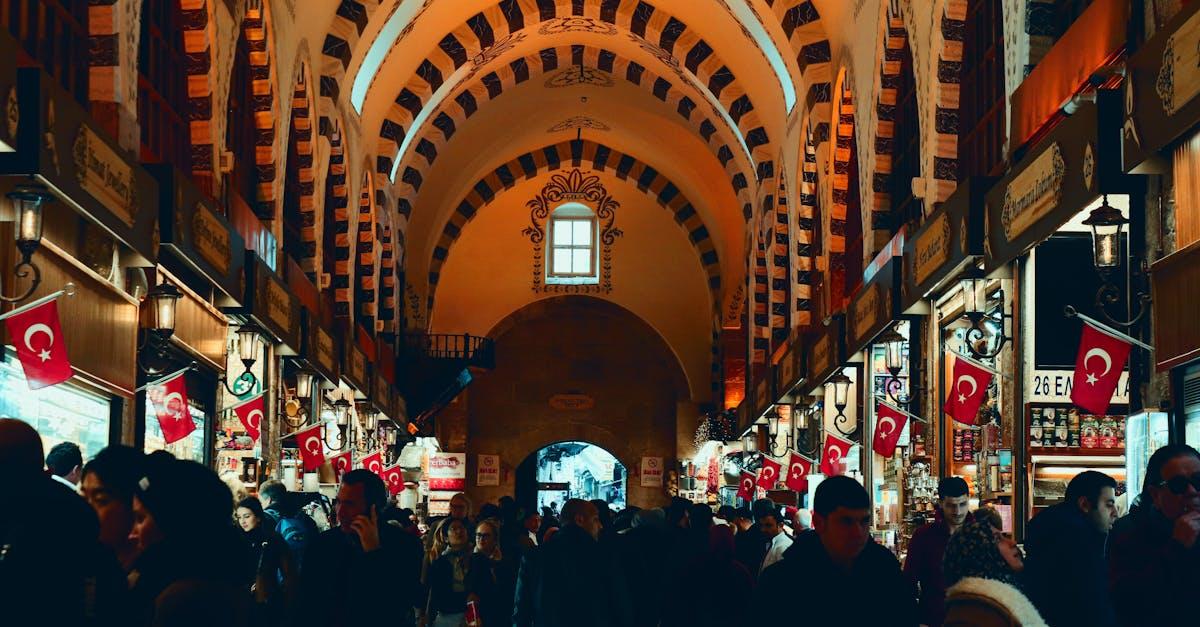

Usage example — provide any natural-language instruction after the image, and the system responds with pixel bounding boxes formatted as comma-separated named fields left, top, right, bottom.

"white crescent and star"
left=246, top=409, right=263, bottom=430
left=741, top=477, right=754, bottom=492
left=878, top=415, right=897, bottom=438
left=761, top=466, right=776, bottom=480
left=1083, top=347, right=1113, bottom=386
left=23, top=323, right=54, bottom=362
left=163, top=392, right=185, bottom=417
left=790, top=462, right=806, bottom=480
left=303, top=435, right=322, bottom=455
left=827, top=445, right=843, bottom=464
left=956, top=374, right=978, bottom=404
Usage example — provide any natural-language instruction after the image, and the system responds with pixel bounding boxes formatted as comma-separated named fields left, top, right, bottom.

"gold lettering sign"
left=811, top=335, right=831, bottom=378
left=72, top=125, right=135, bottom=226
left=350, top=348, right=366, bottom=385
left=314, top=327, right=335, bottom=373
left=853, top=283, right=881, bottom=343
left=780, top=349, right=795, bottom=387
left=375, top=373, right=388, bottom=403
left=549, top=394, right=595, bottom=410
left=1157, top=10, right=1200, bottom=115
left=190, top=203, right=231, bottom=275
left=1001, top=143, right=1065, bottom=241
left=915, top=213, right=952, bottom=285
left=264, top=277, right=291, bottom=334
left=755, top=377, right=768, bottom=408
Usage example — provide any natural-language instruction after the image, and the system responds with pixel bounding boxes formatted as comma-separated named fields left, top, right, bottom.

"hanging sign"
left=428, top=452, right=466, bottom=491
left=477, top=454, right=500, bottom=486
left=73, top=125, right=136, bottom=227
left=640, top=456, right=664, bottom=487
left=1001, top=142, right=1065, bottom=242
left=914, top=212, right=952, bottom=286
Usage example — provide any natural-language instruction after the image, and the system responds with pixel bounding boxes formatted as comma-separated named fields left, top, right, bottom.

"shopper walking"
left=943, top=513, right=1046, bottom=627
left=666, top=525, right=753, bottom=627
left=904, top=476, right=973, bottom=627
left=1108, top=444, right=1200, bottom=627
left=422, top=518, right=474, bottom=627
left=46, top=441, right=83, bottom=490
left=757, top=505, right=792, bottom=574
left=297, top=469, right=423, bottom=627
left=753, top=476, right=916, bottom=626
left=466, top=519, right=517, bottom=627
left=79, top=444, right=146, bottom=572
left=235, top=497, right=294, bottom=625
left=1023, top=471, right=1118, bottom=627
left=620, top=507, right=669, bottom=627
left=258, top=479, right=318, bottom=569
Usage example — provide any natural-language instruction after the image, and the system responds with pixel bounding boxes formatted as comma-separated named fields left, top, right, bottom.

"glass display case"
left=1028, top=402, right=1128, bottom=518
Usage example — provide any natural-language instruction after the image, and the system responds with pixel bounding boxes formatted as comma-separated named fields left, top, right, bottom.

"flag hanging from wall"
left=820, top=434, right=853, bottom=476
left=873, top=402, right=909, bottom=458
left=1071, top=321, right=1132, bottom=415
left=736, top=471, right=756, bottom=501
left=148, top=372, right=195, bottom=444
left=293, top=424, right=325, bottom=471
left=382, top=464, right=404, bottom=495
left=4, top=298, right=72, bottom=389
left=944, top=355, right=994, bottom=425
left=786, top=453, right=812, bottom=492
left=232, top=395, right=264, bottom=441
left=757, top=457, right=782, bottom=490
left=361, top=451, right=384, bottom=477
left=330, top=451, right=353, bottom=482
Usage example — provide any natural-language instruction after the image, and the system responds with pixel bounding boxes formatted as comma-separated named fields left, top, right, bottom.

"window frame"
left=547, top=204, right=599, bottom=282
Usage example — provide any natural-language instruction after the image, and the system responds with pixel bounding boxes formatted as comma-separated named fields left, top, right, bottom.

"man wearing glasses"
left=1108, top=444, right=1200, bottom=626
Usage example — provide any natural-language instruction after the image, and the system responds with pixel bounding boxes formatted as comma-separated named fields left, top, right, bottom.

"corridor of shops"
left=3, top=1, right=1200, bottom=626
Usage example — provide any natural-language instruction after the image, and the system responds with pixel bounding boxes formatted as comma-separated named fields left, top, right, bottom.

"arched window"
left=2, top=0, right=89, bottom=106
left=547, top=203, right=598, bottom=282
left=138, top=0, right=192, bottom=176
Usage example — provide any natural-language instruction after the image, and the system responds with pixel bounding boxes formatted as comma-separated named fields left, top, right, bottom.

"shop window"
left=959, top=0, right=1006, bottom=178
left=225, top=27, right=260, bottom=215
left=0, top=351, right=110, bottom=460
left=890, top=35, right=922, bottom=232
left=547, top=203, right=598, bottom=283
left=1, top=0, right=90, bottom=107
left=137, top=0, right=193, bottom=178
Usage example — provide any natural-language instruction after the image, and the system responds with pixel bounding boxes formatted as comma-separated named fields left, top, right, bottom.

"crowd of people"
left=2, top=415, right=1199, bottom=626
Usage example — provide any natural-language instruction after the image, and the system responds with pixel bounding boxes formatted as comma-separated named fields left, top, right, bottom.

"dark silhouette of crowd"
left=3, top=416, right=1199, bottom=627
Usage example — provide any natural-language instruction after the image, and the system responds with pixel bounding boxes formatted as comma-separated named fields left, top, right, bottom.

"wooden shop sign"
left=914, top=212, right=951, bottom=286
left=243, top=254, right=302, bottom=353
left=847, top=259, right=900, bottom=355
left=1124, top=1, right=1200, bottom=171
left=306, top=317, right=339, bottom=385
left=901, top=177, right=991, bottom=313
left=549, top=394, right=594, bottom=410
left=73, top=125, right=135, bottom=227
left=1001, top=142, right=1065, bottom=242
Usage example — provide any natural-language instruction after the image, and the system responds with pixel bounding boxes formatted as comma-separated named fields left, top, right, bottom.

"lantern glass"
left=295, top=370, right=314, bottom=400
left=362, top=409, right=378, bottom=431
left=831, top=371, right=852, bottom=411
left=1091, top=223, right=1122, bottom=269
left=145, top=283, right=181, bottom=334
left=14, top=194, right=43, bottom=245
left=879, top=327, right=907, bottom=376
left=796, top=407, right=808, bottom=430
left=742, top=432, right=756, bottom=453
left=334, top=399, right=351, bottom=425
left=237, top=326, right=262, bottom=364
left=961, top=278, right=982, bottom=316
left=766, top=412, right=780, bottom=437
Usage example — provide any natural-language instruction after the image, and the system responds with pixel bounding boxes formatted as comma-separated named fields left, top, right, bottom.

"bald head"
left=561, top=498, right=602, bottom=539
left=0, top=418, right=44, bottom=474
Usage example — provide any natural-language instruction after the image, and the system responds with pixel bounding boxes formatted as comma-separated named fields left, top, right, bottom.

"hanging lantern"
left=1082, top=195, right=1127, bottom=270
left=236, top=323, right=265, bottom=367
left=144, top=283, right=182, bottom=337
left=334, top=398, right=351, bottom=426
left=295, top=370, right=315, bottom=400
left=878, top=326, right=907, bottom=377
left=829, top=369, right=852, bottom=413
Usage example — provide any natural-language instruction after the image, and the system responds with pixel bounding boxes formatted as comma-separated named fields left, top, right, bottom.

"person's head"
left=561, top=498, right=602, bottom=540
left=943, top=518, right=1024, bottom=588
left=45, top=441, right=83, bottom=484
left=235, top=497, right=266, bottom=532
left=1144, top=444, right=1200, bottom=521
left=258, top=479, right=286, bottom=509
left=707, top=524, right=736, bottom=561
left=541, top=506, right=553, bottom=518
left=717, top=505, right=736, bottom=522
left=438, top=517, right=470, bottom=550
left=732, top=506, right=753, bottom=531
left=523, top=509, right=541, bottom=532
left=937, top=476, right=971, bottom=528
left=1065, top=470, right=1119, bottom=533
left=80, top=445, right=145, bottom=552
left=475, top=519, right=500, bottom=555
left=131, top=456, right=234, bottom=552
left=542, top=526, right=559, bottom=543
left=478, top=502, right=501, bottom=523
left=793, top=508, right=813, bottom=531
left=0, top=418, right=43, bottom=479
left=688, top=503, right=713, bottom=532
left=449, top=492, right=472, bottom=521
left=591, top=499, right=613, bottom=529
left=758, top=509, right=782, bottom=538
left=336, top=469, right=388, bottom=533
left=632, top=507, right=666, bottom=530
left=812, top=476, right=871, bottom=566
left=395, top=508, right=416, bottom=529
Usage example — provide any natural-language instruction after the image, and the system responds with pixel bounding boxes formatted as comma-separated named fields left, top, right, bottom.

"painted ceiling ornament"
left=544, top=65, right=614, bottom=88
left=1123, top=71, right=1141, bottom=148
left=628, top=34, right=684, bottom=79
left=537, top=16, right=617, bottom=36
left=467, top=31, right=527, bottom=80
left=522, top=169, right=622, bottom=295
left=547, top=116, right=611, bottom=133
left=1156, top=34, right=1177, bottom=115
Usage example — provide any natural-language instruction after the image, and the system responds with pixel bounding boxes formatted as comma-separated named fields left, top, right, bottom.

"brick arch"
left=176, top=0, right=218, bottom=187
left=763, top=1, right=833, bottom=151
left=868, top=2, right=915, bottom=256
left=355, top=171, right=379, bottom=333
left=829, top=70, right=860, bottom=312
left=384, top=44, right=756, bottom=234
left=373, top=1, right=774, bottom=183
left=378, top=201, right=398, bottom=338
left=426, top=139, right=722, bottom=312
left=769, top=169, right=789, bottom=348
left=316, top=0, right=387, bottom=138
left=930, top=0, right=967, bottom=202
left=751, top=227, right=768, bottom=367
left=323, top=119, right=352, bottom=318
left=285, top=62, right=319, bottom=280
left=235, top=4, right=279, bottom=217
left=794, top=121, right=817, bottom=327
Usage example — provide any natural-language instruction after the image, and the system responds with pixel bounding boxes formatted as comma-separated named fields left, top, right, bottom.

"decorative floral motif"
left=522, top=169, right=622, bottom=295
left=466, top=32, right=526, bottom=81
left=547, top=116, right=611, bottom=133
left=537, top=17, right=617, bottom=36
left=1156, top=37, right=1177, bottom=115
left=544, top=66, right=614, bottom=88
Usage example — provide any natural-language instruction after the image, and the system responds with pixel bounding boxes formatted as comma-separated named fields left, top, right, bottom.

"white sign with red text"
left=428, top=452, right=467, bottom=491
left=640, top=456, right=664, bottom=487
left=477, top=454, right=500, bottom=486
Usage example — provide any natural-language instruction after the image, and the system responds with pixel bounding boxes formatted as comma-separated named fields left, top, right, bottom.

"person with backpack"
left=259, top=480, right=318, bottom=570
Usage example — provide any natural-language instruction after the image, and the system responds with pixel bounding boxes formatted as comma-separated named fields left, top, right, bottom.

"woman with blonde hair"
left=421, top=517, right=474, bottom=626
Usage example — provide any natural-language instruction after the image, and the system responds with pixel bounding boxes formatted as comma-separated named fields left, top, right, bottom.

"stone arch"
left=175, top=0, right=217, bottom=189
left=355, top=170, right=379, bottom=332
left=871, top=3, right=921, bottom=250
left=770, top=168, right=789, bottom=348
left=794, top=121, right=817, bottom=327
left=829, top=68, right=862, bottom=312
left=322, top=118, right=352, bottom=318
left=764, top=1, right=833, bottom=153
left=284, top=60, right=319, bottom=280
left=930, top=0, right=968, bottom=202
left=316, top=0, right=387, bottom=138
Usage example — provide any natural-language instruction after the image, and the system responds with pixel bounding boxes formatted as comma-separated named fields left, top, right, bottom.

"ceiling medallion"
left=538, top=17, right=618, bottom=36
left=545, top=66, right=614, bottom=88
left=547, top=116, right=611, bottom=133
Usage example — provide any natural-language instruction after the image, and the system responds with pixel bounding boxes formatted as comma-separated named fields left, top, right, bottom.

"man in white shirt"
left=45, top=441, right=82, bottom=492
left=759, top=507, right=793, bottom=574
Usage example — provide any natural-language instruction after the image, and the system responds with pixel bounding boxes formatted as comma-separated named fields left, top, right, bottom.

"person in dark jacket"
left=297, top=469, right=423, bottom=627
left=666, top=525, right=753, bottom=627
left=514, top=498, right=633, bottom=626
left=620, top=508, right=669, bottom=627
left=1023, top=470, right=1118, bottom=627
left=732, top=499, right=774, bottom=577
left=1108, top=444, right=1200, bottom=627
left=904, top=476, right=972, bottom=627
left=943, top=513, right=1046, bottom=627
left=424, top=517, right=474, bottom=626
left=235, top=497, right=294, bottom=626
left=466, top=519, right=517, bottom=627
left=79, top=444, right=146, bottom=572
left=258, top=479, right=318, bottom=570
left=753, top=476, right=916, bottom=626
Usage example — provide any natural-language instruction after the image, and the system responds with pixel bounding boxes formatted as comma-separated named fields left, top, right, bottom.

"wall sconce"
left=1081, top=195, right=1150, bottom=327
left=793, top=402, right=821, bottom=457
left=827, top=369, right=855, bottom=437
left=959, top=276, right=1010, bottom=360
left=2, top=185, right=49, bottom=303
left=323, top=398, right=352, bottom=450
left=223, top=323, right=265, bottom=395
left=137, top=283, right=183, bottom=374
left=765, top=405, right=795, bottom=457
left=295, top=369, right=315, bottom=401
left=877, top=325, right=922, bottom=408
left=741, top=431, right=757, bottom=454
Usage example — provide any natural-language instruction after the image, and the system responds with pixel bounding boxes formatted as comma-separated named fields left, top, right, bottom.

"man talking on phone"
left=298, top=469, right=424, bottom=627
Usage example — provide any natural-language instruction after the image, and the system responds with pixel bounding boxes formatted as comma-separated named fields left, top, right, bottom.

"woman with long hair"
left=234, top=497, right=295, bottom=624
left=467, top=519, right=517, bottom=626
left=943, top=512, right=1047, bottom=626
left=422, top=517, right=473, bottom=626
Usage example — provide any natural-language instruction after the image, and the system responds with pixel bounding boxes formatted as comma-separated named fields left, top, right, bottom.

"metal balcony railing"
left=403, top=333, right=495, bottom=369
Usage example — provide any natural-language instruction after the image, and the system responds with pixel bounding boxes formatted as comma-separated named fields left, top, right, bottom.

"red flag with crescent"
left=944, top=355, right=993, bottom=425
left=820, top=434, right=853, bottom=476
left=293, top=423, right=325, bottom=471
left=736, top=471, right=756, bottom=501
left=382, top=464, right=404, bottom=495
left=873, top=402, right=909, bottom=458
left=1070, top=322, right=1131, bottom=415
left=233, top=394, right=264, bottom=441
left=786, top=453, right=812, bottom=492
left=148, top=372, right=195, bottom=444
left=757, top=457, right=782, bottom=490
left=360, top=451, right=384, bottom=478
left=5, top=298, right=72, bottom=389
left=330, top=451, right=353, bottom=482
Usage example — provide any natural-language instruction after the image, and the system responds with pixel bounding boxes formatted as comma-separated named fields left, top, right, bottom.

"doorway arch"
left=515, top=441, right=628, bottom=515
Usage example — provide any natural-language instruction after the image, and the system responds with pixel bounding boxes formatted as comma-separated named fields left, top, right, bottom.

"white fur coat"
left=945, top=577, right=1049, bottom=627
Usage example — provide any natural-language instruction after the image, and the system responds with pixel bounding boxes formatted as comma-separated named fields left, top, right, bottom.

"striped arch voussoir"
left=932, top=0, right=967, bottom=202
left=795, top=123, right=817, bottom=328
left=327, top=121, right=352, bottom=318
left=241, top=7, right=278, bottom=218
left=870, top=6, right=907, bottom=256
left=765, top=1, right=832, bottom=150
left=178, top=0, right=216, bottom=182
left=289, top=67, right=319, bottom=280
left=317, top=0, right=385, bottom=137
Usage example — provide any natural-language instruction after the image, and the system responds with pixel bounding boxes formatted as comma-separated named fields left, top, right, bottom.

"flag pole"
left=0, top=282, right=76, bottom=322
left=787, top=449, right=818, bottom=463
left=874, top=397, right=928, bottom=424
left=278, top=423, right=323, bottom=442
left=223, top=392, right=265, bottom=414
left=133, top=362, right=197, bottom=393
left=944, top=348, right=1013, bottom=380
left=1063, top=305, right=1155, bottom=352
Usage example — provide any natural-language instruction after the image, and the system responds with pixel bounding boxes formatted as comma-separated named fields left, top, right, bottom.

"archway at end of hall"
left=515, top=441, right=627, bottom=516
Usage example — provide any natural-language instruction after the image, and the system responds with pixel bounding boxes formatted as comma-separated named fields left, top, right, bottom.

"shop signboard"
left=344, top=345, right=370, bottom=396
left=984, top=92, right=1130, bottom=272
left=1027, top=368, right=1130, bottom=404
left=477, top=454, right=500, bottom=486
left=302, top=312, right=340, bottom=386
left=0, top=65, right=159, bottom=265
left=372, top=370, right=391, bottom=415
left=640, top=456, right=664, bottom=487
left=241, top=254, right=302, bottom=354
left=802, top=315, right=845, bottom=396
left=1124, top=1, right=1200, bottom=172
left=900, top=178, right=992, bottom=313
left=752, top=376, right=771, bottom=421
left=774, top=339, right=804, bottom=399
left=846, top=259, right=901, bottom=356
left=428, top=452, right=467, bottom=491
left=150, top=164, right=245, bottom=306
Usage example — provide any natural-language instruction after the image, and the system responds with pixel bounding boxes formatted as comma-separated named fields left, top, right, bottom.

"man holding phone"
left=297, top=470, right=424, bottom=627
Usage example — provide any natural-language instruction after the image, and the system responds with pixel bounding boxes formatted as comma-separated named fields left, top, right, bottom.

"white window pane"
left=573, top=249, right=592, bottom=275
left=554, top=220, right=574, bottom=246
left=553, top=248, right=573, bottom=274
left=573, top=220, right=592, bottom=245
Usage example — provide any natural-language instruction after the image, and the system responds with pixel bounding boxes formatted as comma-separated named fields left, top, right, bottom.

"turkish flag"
left=360, top=451, right=384, bottom=477
left=820, top=434, right=853, bottom=476
left=330, top=451, right=353, bottom=482
left=945, top=355, right=993, bottom=425
left=873, top=403, right=909, bottom=458
left=786, top=453, right=812, bottom=492
left=148, top=373, right=195, bottom=444
left=736, top=471, right=756, bottom=501
left=5, top=299, right=72, bottom=389
left=233, top=394, right=264, bottom=441
left=381, top=464, right=404, bottom=495
left=757, top=457, right=782, bottom=490
left=1071, top=322, right=1132, bottom=415
left=293, top=424, right=325, bottom=471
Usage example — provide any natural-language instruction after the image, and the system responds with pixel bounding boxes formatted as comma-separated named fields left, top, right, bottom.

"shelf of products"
left=1027, top=403, right=1128, bottom=517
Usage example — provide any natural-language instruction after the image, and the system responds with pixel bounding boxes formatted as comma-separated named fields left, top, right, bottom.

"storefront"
left=0, top=54, right=156, bottom=456
left=798, top=315, right=860, bottom=483
left=985, top=90, right=1140, bottom=531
